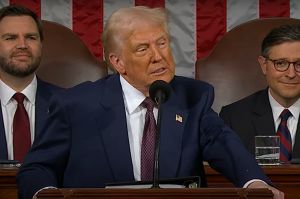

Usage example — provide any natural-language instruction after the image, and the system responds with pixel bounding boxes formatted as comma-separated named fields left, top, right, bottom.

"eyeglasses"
left=265, top=57, right=300, bottom=73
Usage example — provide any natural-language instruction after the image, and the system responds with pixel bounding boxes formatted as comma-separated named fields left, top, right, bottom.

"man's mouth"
left=11, top=52, right=31, bottom=61
left=151, top=67, right=167, bottom=75
left=280, top=81, right=300, bottom=86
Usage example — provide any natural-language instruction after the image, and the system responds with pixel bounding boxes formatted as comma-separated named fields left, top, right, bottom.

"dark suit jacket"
left=220, top=88, right=300, bottom=157
left=0, top=78, right=62, bottom=159
left=17, top=75, right=270, bottom=199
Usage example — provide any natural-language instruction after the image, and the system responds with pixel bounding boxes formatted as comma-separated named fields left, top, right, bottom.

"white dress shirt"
left=268, top=89, right=300, bottom=147
left=0, top=76, right=37, bottom=160
left=120, top=76, right=158, bottom=181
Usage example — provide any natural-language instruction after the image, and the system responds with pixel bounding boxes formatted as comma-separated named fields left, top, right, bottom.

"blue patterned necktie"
left=276, top=109, right=292, bottom=163
left=140, top=97, right=156, bottom=181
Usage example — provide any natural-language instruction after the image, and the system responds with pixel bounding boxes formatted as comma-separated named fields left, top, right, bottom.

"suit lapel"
left=292, top=113, right=300, bottom=158
left=159, top=100, right=187, bottom=178
left=35, top=80, right=52, bottom=138
left=0, top=106, right=8, bottom=159
left=159, top=79, right=187, bottom=178
left=96, top=75, right=134, bottom=182
left=252, top=89, right=275, bottom=136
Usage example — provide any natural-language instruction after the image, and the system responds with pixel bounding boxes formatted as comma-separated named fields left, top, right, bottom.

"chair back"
left=37, top=20, right=107, bottom=88
left=195, top=18, right=300, bottom=112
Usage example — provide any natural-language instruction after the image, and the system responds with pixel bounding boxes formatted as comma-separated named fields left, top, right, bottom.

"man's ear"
left=258, top=55, right=267, bottom=75
left=109, top=53, right=126, bottom=74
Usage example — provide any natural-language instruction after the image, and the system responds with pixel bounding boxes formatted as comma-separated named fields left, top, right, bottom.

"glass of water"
left=255, top=135, right=280, bottom=165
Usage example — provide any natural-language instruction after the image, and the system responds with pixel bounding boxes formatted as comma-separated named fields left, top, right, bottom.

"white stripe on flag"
left=41, top=0, right=72, bottom=29
left=103, top=0, right=132, bottom=26
left=166, top=0, right=195, bottom=78
left=227, top=0, right=258, bottom=31
left=0, top=0, right=8, bottom=7
left=291, top=0, right=300, bottom=19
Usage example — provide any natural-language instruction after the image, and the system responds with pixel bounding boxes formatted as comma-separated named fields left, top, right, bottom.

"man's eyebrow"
left=1, top=32, right=40, bottom=37
left=1, top=33, right=16, bottom=37
left=25, top=32, right=40, bottom=37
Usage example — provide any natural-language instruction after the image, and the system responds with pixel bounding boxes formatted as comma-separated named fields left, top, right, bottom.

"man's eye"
left=158, top=41, right=167, bottom=48
left=159, top=43, right=165, bottom=47
left=4, top=37, right=14, bottom=40
left=275, top=60, right=287, bottom=66
left=136, top=46, right=148, bottom=53
left=27, top=36, right=37, bottom=40
left=294, top=62, right=300, bottom=67
left=137, top=48, right=146, bottom=52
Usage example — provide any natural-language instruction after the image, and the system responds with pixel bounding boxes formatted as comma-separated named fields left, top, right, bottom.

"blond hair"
left=102, top=6, right=169, bottom=69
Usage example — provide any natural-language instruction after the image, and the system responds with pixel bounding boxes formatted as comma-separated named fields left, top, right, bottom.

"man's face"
left=111, top=22, right=175, bottom=95
left=258, top=41, right=300, bottom=107
left=0, top=15, right=42, bottom=77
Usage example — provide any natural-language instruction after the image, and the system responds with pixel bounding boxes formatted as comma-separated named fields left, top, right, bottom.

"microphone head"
left=149, top=80, right=171, bottom=105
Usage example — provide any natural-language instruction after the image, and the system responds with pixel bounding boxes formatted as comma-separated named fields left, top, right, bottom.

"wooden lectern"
left=36, top=188, right=273, bottom=199
left=2, top=165, right=300, bottom=199
left=205, top=165, right=300, bottom=199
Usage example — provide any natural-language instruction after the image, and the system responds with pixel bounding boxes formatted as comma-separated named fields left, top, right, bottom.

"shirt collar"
left=268, top=88, right=300, bottom=121
left=120, top=75, right=146, bottom=115
left=0, top=75, right=37, bottom=105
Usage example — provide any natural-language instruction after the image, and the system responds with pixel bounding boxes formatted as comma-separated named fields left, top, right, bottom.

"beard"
left=0, top=52, right=41, bottom=77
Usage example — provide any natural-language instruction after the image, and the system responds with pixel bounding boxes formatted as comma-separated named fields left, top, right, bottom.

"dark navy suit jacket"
left=17, top=75, right=270, bottom=199
left=0, top=78, right=62, bottom=159
left=220, top=88, right=300, bottom=157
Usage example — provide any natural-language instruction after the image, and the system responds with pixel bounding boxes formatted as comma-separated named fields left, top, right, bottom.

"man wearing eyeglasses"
left=220, top=25, right=300, bottom=163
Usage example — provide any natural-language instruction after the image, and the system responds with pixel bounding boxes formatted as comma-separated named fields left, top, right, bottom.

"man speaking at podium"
left=17, top=6, right=283, bottom=199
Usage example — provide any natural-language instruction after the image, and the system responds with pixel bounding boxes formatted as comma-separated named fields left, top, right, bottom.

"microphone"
left=149, top=80, right=171, bottom=188
left=149, top=80, right=171, bottom=105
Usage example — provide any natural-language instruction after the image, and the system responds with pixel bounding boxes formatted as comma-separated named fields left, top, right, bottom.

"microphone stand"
left=151, top=97, right=162, bottom=188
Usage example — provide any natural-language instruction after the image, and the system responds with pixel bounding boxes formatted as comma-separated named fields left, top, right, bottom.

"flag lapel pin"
left=175, top=114, right=183, bottom=123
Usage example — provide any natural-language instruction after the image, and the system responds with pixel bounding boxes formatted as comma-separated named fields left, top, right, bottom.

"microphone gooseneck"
left=148, top=80, right=171, bottom=188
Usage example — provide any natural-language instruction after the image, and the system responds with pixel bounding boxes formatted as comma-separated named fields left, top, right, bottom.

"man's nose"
left=16, top=37, right=28, bottom=49
left=151, top=46, right=163, bottom=62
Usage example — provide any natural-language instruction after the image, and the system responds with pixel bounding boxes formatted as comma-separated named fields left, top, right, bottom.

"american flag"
left=2, top=0, right=300, bottom=77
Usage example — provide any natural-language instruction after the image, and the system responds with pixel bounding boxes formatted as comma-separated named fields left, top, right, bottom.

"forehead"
left=127, top=23, right=168, bottom=43
left=0, top=15, right=38, bottom=34
left=268, top=41, right=300, bottom=58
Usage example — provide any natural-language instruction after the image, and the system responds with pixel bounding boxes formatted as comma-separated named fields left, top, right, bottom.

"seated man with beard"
left=0, top=5, right=62, bottom=162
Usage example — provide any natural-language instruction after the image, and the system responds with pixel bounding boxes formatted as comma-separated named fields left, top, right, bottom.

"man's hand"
left=248, top=181, right=284, bottom=199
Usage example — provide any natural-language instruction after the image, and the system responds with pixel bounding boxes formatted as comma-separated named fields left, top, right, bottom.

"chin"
left=160, top=73, right=174, bottom=83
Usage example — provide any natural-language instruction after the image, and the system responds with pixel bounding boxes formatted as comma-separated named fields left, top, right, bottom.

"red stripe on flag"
left=259, top=0, right=290, bottom=18
left=196, top=0, right=227, bottom=60
left=73, top=0, right=103, bottom=60
left=135, top=0, right=165, bottom=7
left=9, top=0, right=40, bottom=17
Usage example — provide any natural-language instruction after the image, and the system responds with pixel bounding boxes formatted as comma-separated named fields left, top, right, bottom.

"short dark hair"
left=261, top=25, right=300, bottom=57
left=0, top=5, right=43, bottom=41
